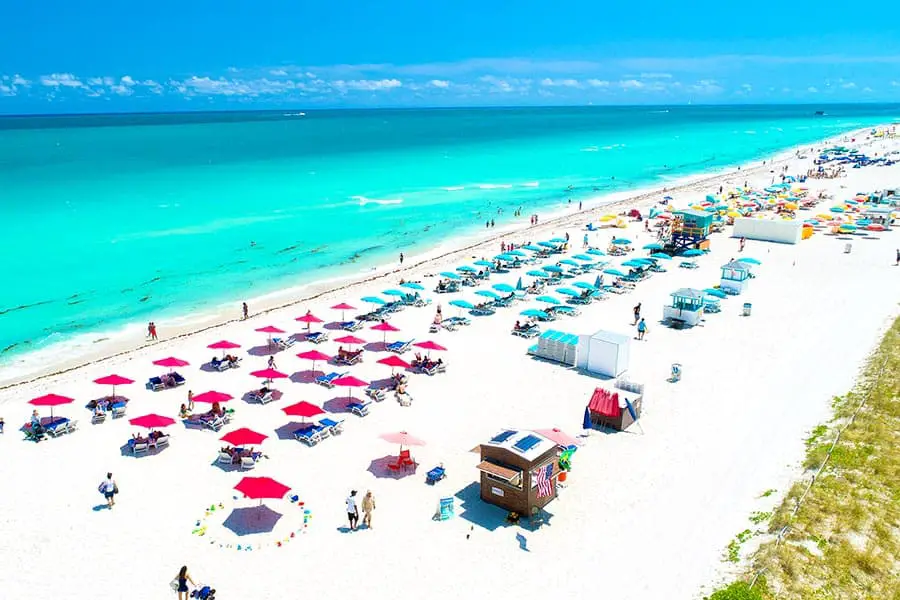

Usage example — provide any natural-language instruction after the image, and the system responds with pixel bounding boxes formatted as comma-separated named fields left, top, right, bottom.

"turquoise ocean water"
left=1, top=104, right=897, bottom=364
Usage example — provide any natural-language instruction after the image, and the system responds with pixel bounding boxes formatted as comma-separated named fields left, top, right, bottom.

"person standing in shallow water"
left=242, top=302, right=249, bottom=320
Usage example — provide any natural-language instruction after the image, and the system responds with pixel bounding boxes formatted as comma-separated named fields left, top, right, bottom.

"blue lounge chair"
left=319, top=417, right=344, bottom=435
left=316, top=371, right=347, bottom=388
left=426, top=466, right=446, bottom=485
left=386, top=339, right=413, bottom=354
left=339, top=320, right=362, bottom=331
left=348, top=400, right=371, bottom=417
left=293, top=426, right=321, bottom=446
left=306, top=331, right=329, bottom=344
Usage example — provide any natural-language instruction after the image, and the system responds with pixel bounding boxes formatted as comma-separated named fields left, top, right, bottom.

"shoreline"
left=0, top=125, right=872, bottom=390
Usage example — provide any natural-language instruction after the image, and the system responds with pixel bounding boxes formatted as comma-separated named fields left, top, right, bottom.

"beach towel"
left=588, top=388, right=621, bottom=418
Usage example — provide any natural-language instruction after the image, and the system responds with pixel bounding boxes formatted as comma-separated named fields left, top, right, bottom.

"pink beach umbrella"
left=249, top=368, right=289, bottom=385
left=255, top=325, right=286, bottom=348
left=331, top=303, right=356, bottom=321
left=371, top=321, right=400, bottom=344
left=379, top=431, right=426, bottom=448
left=282, top=400, right=325, bottom=423
left=335, top=335, right=365, bottom=347
left=377, top=355, right=410, bottom=374
left=208, top=340, right=241, bottom=360
left=93, top=374, right=135, bottom=399
left=295, top=312, right=323, bottom=333
left=413, top=340, right=446, bottom=357
left=235, top=476, right=291, bottom=503
left=221, top=427, right=268, bottom=447
left=29, top=393, right=75, bottom=419
left=191, top=390, right=234, bottom=404
left=332, top=375, right=368, bottom=404
left=297, top=350, right=331, bottom=375
left=129, top=413, right=177, bottom=429
left=152, top=356, right=189, bottom=370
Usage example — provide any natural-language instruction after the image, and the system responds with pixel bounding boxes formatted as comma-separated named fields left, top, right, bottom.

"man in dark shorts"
left=345, top=490, right=359, bottom=530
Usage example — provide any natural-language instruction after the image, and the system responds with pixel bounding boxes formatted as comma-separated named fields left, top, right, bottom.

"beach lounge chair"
left=399, top=449, right=417, bottom=470
left=306, top=331, right=329, bottom=344
left=320, top=417, right=344, bottom=435
left=91, top=410, right=107, bottom=424
left=422, top=362, right=447, bottom=376
left=147, top=376, right=164, bottom=391
left=211, top=357, right=231, bottom=371
left=348, top=400, right=371, bottom=417
left=46, top=418, right=71, bottom=438
left=184, top=416, right=224, bottom=431
left=273, top=337, right=296, bottom=350
left=133, top=441, right=149, bottom=456
left=339, top=320, right=363, bottom=331
left=151, top=435, right=169, bottom=451
left=249, top=389, right=275, bottom=404
left=386, top=339, right=413, bottom=354
left=316, top=371, right=347, bottom=388
left=293, top=426, right=321, bottom=446
left=65, top=419, right=79, bottom=434
left=217, top=452, right=233, bottom=466
left=471, top=305, right=496, bottom=316
left=679, top=260, right=699, bottom=269
left=512, top=325, right=541, bottom=338
left=426, top=466, right=446, bottom=485
left=365, top=387, right=386, bottom=402
left=111, top=403, right=127, bottom=418
left=240, top=456, right=256, bottom=470
left=334, top=351, right=363, bottom=366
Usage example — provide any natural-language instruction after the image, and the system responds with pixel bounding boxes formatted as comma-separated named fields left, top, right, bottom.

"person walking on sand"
left=187, top=390, right=194, bottom=412
left=173, top=566, right=195, bottom=600
left=583, top=233, right=589, bottom=248
left=362, top=490, right=376, bottom=529
left=267, top=355, right=277, bottom=370
left=148, top=322, right=158, bottom=341
left=99, top=472, right=117, bottom=508
left=346, top=490, right=359, bottom=531
left=633, top=303, right=642, bottom=325
left=242, top=302, right=249, bottom=320
left=637, top=318, right=648, bottom=341
left=895, top=248, right=899, bottom=266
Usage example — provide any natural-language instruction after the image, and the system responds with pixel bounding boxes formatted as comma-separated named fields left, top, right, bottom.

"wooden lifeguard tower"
left=666, top=209, right=713, bottom=253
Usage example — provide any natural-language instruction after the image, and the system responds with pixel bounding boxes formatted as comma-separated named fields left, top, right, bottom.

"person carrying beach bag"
left=98, top=472, right=118, bottom=508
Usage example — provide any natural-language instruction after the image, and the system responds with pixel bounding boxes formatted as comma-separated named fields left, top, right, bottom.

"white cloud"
left=892, top=81, right=900, bottom=87
left=540, top=78, right=580, bottom=88
left=478, top=75, right=531, bottom=93
left=109, top=84, right=133, bottom=96
left=0, top=83, right=14, bottom=96
left=782, top=87, right=791, bottom=93
left=619, top=79, right=645, bottom=90
left=639, top=72, right=673, bottom=79
left=691, top=79, right=723, bottom=94
left=586, top=79, right=609, bottom=88
left=740, top=83, right=752, bottom=91
left=40, top=73, right=84, bottom=88
left=12, top=74, right=30, bottom=87
left=862, top=86, right=873, bottom=92
left=120, top=75, right=135, bottom=86
left=304, top=72, right=317, bottom=78
left=807, top=86, right=819, bottom=93
left=429, top=79, right=451, bottom=89
left=332, top=78, right=402, bottom=91
left=269, top=69, right=288, bottom=76
left=841, top=81, right=857, bottom=89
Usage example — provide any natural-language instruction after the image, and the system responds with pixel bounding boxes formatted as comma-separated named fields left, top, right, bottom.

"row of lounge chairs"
left=22, top=417, right=78, bottom=442
left=216, top=447, right=261, bottom=469
left=147, top=371, right=186, bottom=391
left=129, top=432, right=169, bottom=456
left=210, top=355, right=242, bottom=371
left=183, top=410, right=233, bottom=432
left=293, top=417, right=345, bottom=446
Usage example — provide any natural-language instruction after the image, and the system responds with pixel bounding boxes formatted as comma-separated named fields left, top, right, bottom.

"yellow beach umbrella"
left=785, top=202, right=798, bottom=210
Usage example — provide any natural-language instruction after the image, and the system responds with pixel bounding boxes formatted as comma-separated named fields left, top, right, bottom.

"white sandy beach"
left=1, top=129, right=898, bottom=600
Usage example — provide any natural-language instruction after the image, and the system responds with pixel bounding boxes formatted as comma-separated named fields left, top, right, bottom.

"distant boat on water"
left=814, top=111, right=826, bottom=116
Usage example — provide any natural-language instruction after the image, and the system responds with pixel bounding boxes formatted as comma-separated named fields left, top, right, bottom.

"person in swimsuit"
left=174, top=565, right=195, bottom=600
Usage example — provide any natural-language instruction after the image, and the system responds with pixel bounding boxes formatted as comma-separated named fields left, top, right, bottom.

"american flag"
left=534, top=463, right=553, bottom=498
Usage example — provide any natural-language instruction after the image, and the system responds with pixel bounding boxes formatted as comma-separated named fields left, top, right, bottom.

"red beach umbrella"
left=379, top=431, right=426, bottom=447
left=192, top=390, right=233, bottom=404
left=296, top=312, right=323, bottom=333
left=332, top=375, right=368, bottom=403
left=234, top=476, right=291, bottom=501
left=377, top=355, right=410, bottom=373
left=29, top=393, right=75, bottom=419
left=249, top=368, right=289, bottom=381
left=153, top=356, right=189, bottom=369
left=335, top=335, right=365, bottom=346
left=255, top=325, right=285, bottom=334
left=93, top=374, right=135, bottom=399
left=297, top=350, right=331, bottom=374
left=331, top=303, right=356, bottom=321
left=371, top=321, right=400, bottom=343
left=282, top=401, right=325, bottom=420
left=129, top=413, right=177, bottom=429
left=414, top=340, right=447, bottom=352
left=221, top=427, right=268, bottom=446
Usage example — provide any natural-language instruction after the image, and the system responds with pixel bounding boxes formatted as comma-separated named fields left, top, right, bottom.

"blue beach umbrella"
left=586, top=248, right=606, bottom=256
left=682, top=249, right=704, bottom=257
left=549, top=237, right=567, bottom=244
left=572, top=282, right=598, bottom=290
left=439, top=271, right=461, bottom=280
left=830, top=206, right=845, bottom=213
left=527, top=270, right=547, bottom=278
left=632, top=258, right=655, bottom=264
left=493, top=283, right=515, bottom=293
left=651, top=253, right=672, bottom=260
left=572, top=254, right=594, bottom=261
left=536, top=295, right=561, bottom=305
left=642, top=243, right=663, bottom=250
left=555, top=288, right=580, bottom=297
left=520, top=309, right=549, bottom=319
left=604, top=269, right=626, bottom=277
left=559, top=259, right=580, bottom=267
left=400, top=282, right=424, bottom=290
left=542, top=265, right=563, bottom=273
left=475, top=290, right=501, bottom=300
left=621, top=260, right=646, bottom=268
left=506, top=249, right=526, bottom=257
left=516, top=277, right=524, bottom=290
left=737, top=257, right=761, bottom=266
left=704, top=288, right=728, bottom=299
left=457, top=265, right=477, bottom=273
left=538, top=241, right=556, bottom=248
left=474, top=260, right=494, bottom=267
left=612, top=238, right=632, bottom=245
left=362, top=296, right=386, bottom=305
left=449, top=300, right=474, bottom=310
left=382, top=289, right=405, bottom=297
left=523, top=244, right=543, bottom=252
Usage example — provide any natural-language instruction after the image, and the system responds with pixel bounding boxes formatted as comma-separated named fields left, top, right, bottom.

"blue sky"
left=1, top=0, right=899, bottom=113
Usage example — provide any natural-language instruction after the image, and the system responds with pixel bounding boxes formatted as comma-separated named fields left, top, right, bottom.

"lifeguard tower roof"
left=670, top=288, right=704, bottom=300
left=675, top=208, right=712, bottom=219
left=722, top=260, right=749, bottom=270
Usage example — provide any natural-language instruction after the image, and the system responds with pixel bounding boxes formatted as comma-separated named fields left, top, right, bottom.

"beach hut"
left=663, top=288, right=705, bottom=328
left=720, top=260, right=750, bottom=294
left=575, top=329, right=630, bottom=378
left=475, top=429, right=560, bottom=517
left=859, top=206, right=894, bottom=229
left=667, top=209, right=713, bottom=252
left=587, top=380, right=645, bottom=431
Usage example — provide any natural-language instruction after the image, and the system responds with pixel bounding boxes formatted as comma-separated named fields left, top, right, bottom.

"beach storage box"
left=733, top=218, right=802, bottom=244
left=529, top=330, right=579, bottom=366
left=576, top=329, right=630, bottom=378
left=587, top=380, right=644, bottom=431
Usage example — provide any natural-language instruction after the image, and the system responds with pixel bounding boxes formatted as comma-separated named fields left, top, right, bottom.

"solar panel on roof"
left=513, top=434, right=542, bottom=453
left=491, top=430, right=517, bottom=443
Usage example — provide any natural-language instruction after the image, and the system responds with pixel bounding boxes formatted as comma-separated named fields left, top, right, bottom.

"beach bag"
left=170, top=580, right=180, bottom=591
left=113, top=484, right=119, bottom=495
left=98, top=483, right=105, bottom=495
